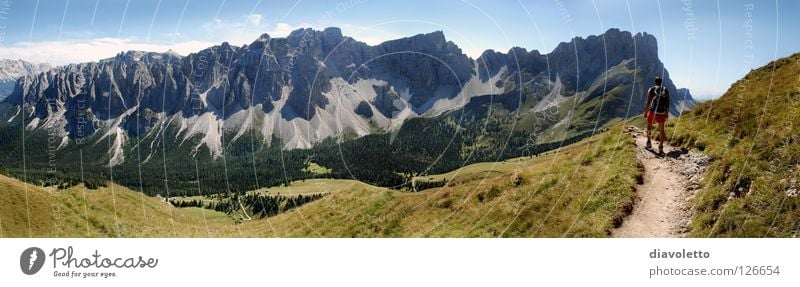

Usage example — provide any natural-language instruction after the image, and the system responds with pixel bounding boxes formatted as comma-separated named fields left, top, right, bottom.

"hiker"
left=644, top=76, right=669, bottom=155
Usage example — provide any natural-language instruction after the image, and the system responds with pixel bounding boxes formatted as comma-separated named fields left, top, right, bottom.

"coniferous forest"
left=0, top=92, right=596, bottom=197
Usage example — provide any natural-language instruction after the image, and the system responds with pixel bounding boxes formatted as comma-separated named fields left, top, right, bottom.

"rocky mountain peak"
left=253, top=33, right=272, bottom=43
left=0, top=59, right=52, bottom=101
left=633, top=31, right=659, bottom=61
left=378, top=31, right=448, bottom=53
left=104, top=50, right=183, bottom=65
left=322, top=27, right=344, bottom=41
left=0, top=59, right=52, bottom=80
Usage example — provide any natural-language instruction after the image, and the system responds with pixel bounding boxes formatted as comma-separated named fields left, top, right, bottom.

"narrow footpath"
left=613, top=126, right=709, bottom=238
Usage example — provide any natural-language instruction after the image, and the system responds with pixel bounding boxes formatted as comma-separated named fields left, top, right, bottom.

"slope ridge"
left=670, top=52, right=800, bottom=237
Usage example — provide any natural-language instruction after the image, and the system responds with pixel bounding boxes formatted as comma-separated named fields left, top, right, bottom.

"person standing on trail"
left=644, top=76, right=670, bottom=155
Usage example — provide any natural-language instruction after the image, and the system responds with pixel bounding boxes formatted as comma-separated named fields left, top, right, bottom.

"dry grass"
left=0, top=174, right=233, bottom=237
left=235, top=125, right=639, bottom=237
left=1, top=124, right=640, bottom=238
left=669, top=53, right=800, bottom=237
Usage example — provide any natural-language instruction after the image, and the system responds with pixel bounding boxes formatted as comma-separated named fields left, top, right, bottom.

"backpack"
left=648, top=86, right=669, bottom=115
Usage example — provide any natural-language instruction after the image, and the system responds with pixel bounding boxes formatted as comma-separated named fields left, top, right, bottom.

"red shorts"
left=646, top=111, right=668, bottom=124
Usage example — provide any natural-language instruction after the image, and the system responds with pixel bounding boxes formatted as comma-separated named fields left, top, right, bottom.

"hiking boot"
left=658, top=143, right=664, bottom=155
left=645, top=139, right=652, bottom=149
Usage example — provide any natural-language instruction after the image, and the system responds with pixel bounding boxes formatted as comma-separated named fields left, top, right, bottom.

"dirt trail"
left=612, top=126, right=709, bottom=238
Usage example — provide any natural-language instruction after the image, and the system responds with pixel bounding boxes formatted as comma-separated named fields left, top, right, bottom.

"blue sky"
left=0, top=0, right=797, bottom=100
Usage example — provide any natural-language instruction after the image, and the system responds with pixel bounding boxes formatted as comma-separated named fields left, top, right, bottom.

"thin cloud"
left=0, top=19, right=315, bottom=65
left=0, top=38, right=215, bottom=65
left=271, top=22, right=302, bottom=37
left=246, top=14, right=263, bottom=26
left=201, top=15, right=313, bottom=45
left=0, top=20, right=409, bottom=65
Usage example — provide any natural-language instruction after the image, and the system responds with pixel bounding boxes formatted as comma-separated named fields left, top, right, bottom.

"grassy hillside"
left=234, top=125, right=639, bottom=237
left=669, top=53, right=800, bottom=237
left=0, top=174, right=232, bottom=237
left=1, top=123, right=640, bottom=237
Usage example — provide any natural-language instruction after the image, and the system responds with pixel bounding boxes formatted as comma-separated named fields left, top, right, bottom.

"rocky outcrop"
left=0, top=59, right=51, bottom=101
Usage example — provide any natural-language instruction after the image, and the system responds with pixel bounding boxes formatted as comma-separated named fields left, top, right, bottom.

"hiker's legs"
left=645, top=114, right=653, bottom=148
left=657, top=121, right=666, bottom=151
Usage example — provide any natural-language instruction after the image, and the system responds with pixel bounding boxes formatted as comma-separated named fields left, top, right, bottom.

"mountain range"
left=0, top=27, right=696, bottom=194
